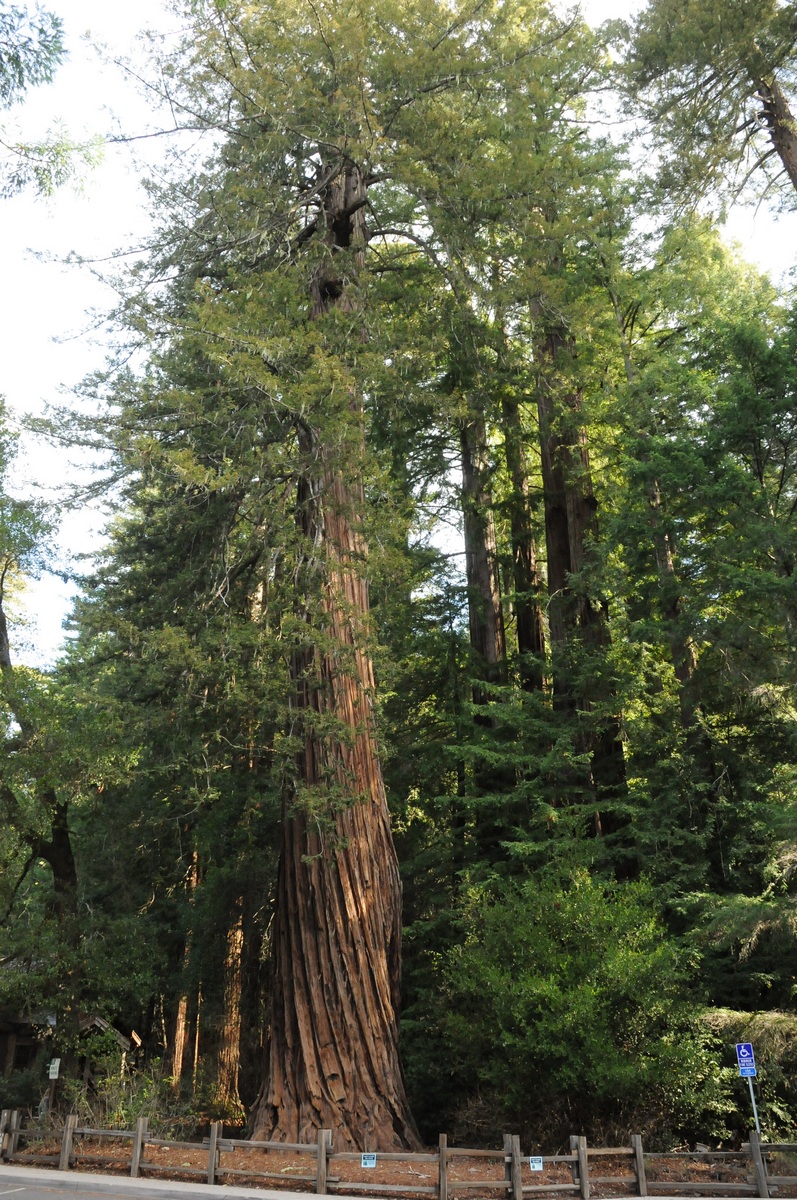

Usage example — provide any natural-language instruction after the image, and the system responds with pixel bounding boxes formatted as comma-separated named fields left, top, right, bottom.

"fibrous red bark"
left=252, top=161, right=419, bottom=1151
left=460, top=416, right=506, bottom=700
left=213, top=897, right=246, bottom=1119
left=501, top=392, right=545, bottom=689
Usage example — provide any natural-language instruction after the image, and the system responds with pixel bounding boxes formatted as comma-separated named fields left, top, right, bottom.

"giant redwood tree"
left=151, top=0, right=598, bottom=1148
left=250, top=160, right=420, bottom=1148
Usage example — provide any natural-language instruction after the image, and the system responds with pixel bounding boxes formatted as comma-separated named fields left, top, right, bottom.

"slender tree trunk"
left=535, top=330, right=600, bottom=681
left=534, top=324, right=627, bottom=810
left=192, top=986, right=202, bottom=1094
left=171, top=852, right=199, bottom=1090
left=459, top=413, right=515, bottom=860
left=253, top=161, right=419, bottom=1150
left=756, top=75, right=797, bottom=195
left=213, top=898, right=246, bottom=1119
left=171, top=994, right=190, bottom=1091
left=460, top=417, right=506, bottom=699
left=501, top=394, right=545, bottom=689
left=39, top=795, right=78, bottom=919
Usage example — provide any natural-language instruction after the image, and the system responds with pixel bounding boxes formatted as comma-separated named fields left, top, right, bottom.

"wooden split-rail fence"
left=0, top=1110, right=792, bottom=1199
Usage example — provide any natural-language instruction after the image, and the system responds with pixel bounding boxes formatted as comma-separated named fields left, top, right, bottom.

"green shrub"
left=408, top=872, right=734, bottom=1147
left=0, top=1062, right=48, bottom=1114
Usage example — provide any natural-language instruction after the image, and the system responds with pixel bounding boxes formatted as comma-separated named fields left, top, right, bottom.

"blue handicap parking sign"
left=736, top=1043, right=757, bottom=1077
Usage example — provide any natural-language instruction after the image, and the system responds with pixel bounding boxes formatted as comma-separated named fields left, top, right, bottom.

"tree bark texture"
left=39, top=796, right=79, bottom=919
left=757, top=75, right=797, bottom=196
left=253, top=161, right=419, bottom=1151
left=170, top=852, right=199, bottom=1091
left=213, top=898, right=246, bottom=1119
left=501, top=393, right=545, bottom=688
left=460, top=417, right=506, bottom=701
left=535, top=328, right=604, bottom=664
left=534, top=325, right=627, bottom=809
left=171, top=993, right=190, bottom=1091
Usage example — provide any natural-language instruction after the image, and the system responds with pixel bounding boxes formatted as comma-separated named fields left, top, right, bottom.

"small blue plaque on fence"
left=529, top=1158, right=543, bottom=1172
left=362, top=1154, right=377, bottom=1169
left=736, top=1043, right=757, bottom=1077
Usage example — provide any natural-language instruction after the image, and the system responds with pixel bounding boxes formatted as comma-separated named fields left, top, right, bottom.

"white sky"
left=2, top=0, right=796, bottom=666
left=1, top=0, right=178, bottom=664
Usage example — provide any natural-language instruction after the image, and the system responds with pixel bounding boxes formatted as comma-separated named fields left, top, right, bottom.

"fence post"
left=7, top=1110, right=20, bottom=1158
left=207, top=1120, right=221, bottom=1185
left=503, top=1134, right=513, bottom=1197
left=749, top=1130, right=769, bottom=1199
left=0, top=1110, right=9, bottom=1161
left=631, top=1134, right=647, bottom=1197
left=130, top=1116, right=148, bottom=1178
left=316, top=1128, right=332, bottom=1194
left=59, top=1114, right=78, bottom=1171
left=575, top=1136, right=590, bottom=1200
left=438, top=1134, right=448, bottom=1200
left=503, top=1134, right=522, bottom=1200
left=511, top=1135, right=523, bottom=1200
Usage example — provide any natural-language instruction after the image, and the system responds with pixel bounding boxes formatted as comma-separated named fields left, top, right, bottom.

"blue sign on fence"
left=736, top=1043, right=757, bottom=1077
left=361, top=1155, right=377, bottom=1169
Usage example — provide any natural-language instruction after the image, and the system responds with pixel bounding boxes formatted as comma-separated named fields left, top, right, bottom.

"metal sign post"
left=736, top=1043, right=762, bottom=1136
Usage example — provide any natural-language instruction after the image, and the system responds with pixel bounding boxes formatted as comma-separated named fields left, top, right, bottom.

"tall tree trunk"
left=756, top=75, right=797, bottom=195
left=459, top=413, right=513, bottom=860
left=535, top=329, right=604, bottom=674
left=39, top=794, right=78, bottom=921
left=253, top=161, right=419, bottom=1150
left=501, top=393, right=545, bottom=690
left=213, top=897, right=246, bottom=1120
left=170, top=851, right=199, bottom=1091
left=171, top=993, right=190, bottom=1092
left=460, top=416, right=506, bottom=699
left=534, top=324, right=627, bottom=811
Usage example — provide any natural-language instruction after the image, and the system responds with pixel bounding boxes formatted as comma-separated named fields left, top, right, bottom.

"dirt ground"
left=6, top=1136, right=797, bottom=1200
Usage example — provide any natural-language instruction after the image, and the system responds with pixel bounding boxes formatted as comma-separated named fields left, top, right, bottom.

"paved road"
left=0, top=1167, right=758, bottom=1200
left=0, top=1167, right=321, bottom=1200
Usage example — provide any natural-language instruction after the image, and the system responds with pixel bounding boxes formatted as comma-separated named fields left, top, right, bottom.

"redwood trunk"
left=460, top=417, right=506, bottom=699
left=501, top=393, right=545, bottom=689
left=535, top=325, right=626, bottom=808
left=459, top=413, right=514, bottom=860
left=253, top=161, right=418, bottom=1150
left=757, top=75, right=797, bottom=196
left=170, top=852, right=199, bottom=1090
left=213, top=898, right=245, bottom=1119
left=39, top=795, right=78, bottom=919
left=171, top=993, right=190, bottom=1091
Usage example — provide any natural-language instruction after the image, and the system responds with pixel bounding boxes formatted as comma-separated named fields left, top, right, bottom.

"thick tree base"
left=252, top=1092, right=421, bottom=1152
left=250, top=805, right=421, bottom=1153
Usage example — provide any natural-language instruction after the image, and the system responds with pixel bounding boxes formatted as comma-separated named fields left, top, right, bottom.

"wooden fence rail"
left=0, top=1110, right=791, bottom=1200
